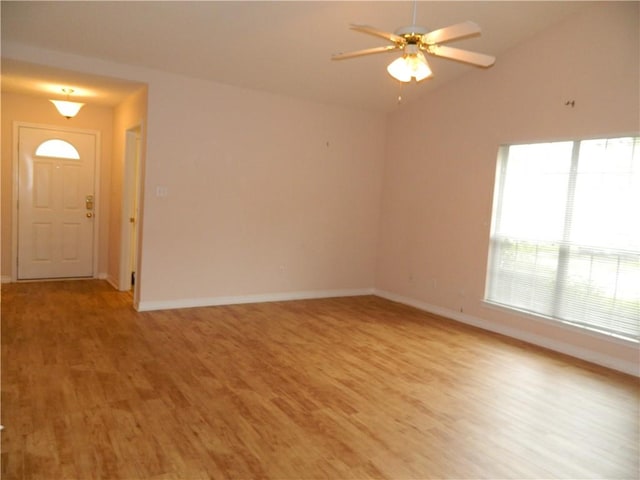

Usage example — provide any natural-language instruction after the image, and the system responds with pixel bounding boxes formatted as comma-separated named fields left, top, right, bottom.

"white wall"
left=2, top=2, right=637, bottom=374
left=1, top=44, right=386, bottom=309
left=376, top=2, right=640, bottom=374
left=140, top=74, right=386, bottom=308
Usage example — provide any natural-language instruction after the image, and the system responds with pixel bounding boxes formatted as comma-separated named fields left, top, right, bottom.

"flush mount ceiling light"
left=332, top=1, right=495, bottom=84
left=50, top=88, right=85, bottom=119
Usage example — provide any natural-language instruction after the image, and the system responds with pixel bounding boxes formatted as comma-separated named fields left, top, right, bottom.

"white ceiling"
left=1, top=1, right=590, bottom=112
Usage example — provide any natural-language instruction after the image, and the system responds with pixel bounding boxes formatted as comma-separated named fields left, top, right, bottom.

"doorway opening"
left=119, top=126, right=142, bottom=296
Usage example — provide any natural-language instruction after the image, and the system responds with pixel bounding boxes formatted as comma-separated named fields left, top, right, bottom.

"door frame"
left=118, top=125, right=143, bottom=293
left=11, top=121, right=101, bottom=282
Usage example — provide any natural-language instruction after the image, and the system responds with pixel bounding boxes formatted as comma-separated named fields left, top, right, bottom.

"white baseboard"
left=374, top=289, right=639, bottom=377
left=138, top=287, right=375, bottom=312
left=1, top=275, right=12, bottom=284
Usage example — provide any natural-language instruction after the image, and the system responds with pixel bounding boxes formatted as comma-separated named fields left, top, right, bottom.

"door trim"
left=11, top=121, right=102, bottom=282
left=118, top=125, right=143, bottom=292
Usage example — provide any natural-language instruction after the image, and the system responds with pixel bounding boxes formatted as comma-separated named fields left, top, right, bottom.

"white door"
left=17, top=126, right=97, bottom=279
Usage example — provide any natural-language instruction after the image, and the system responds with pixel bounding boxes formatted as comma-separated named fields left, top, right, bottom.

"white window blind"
left=486, top=137, right=640, bottom=341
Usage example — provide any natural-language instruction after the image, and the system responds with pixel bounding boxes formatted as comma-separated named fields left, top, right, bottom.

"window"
left=485, top=137, right=640, bottom=341
left=35, top=139, right=80, bottom=159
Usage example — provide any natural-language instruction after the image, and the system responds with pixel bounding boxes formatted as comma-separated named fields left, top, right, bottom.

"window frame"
left=484, top=136, right=640, bottom=343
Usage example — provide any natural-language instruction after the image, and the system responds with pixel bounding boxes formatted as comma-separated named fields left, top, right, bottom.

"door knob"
left=86, top=212, right=94, bottom=218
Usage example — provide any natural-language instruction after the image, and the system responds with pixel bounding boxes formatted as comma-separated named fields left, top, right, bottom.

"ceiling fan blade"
left=427, top=45, right=495, bottom=67
left=422, top=21, right=481, bottom=45
left=349, top=24, right=405, bottom=44
left=332, top=45, right=400, bottom=60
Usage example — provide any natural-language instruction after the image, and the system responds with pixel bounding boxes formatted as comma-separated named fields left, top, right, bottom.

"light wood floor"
left=1, top=281, right=638, bottom=479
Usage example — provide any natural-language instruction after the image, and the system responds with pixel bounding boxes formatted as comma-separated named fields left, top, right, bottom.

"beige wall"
left=1, top=92, right=114, bottom=279
left=0, top=50, right=386, bottom=309
left=139, top=75, right=386, bottom=307
left=1, top=2, right=637, bottom=373
left=376, top=2, right=639, bottom=372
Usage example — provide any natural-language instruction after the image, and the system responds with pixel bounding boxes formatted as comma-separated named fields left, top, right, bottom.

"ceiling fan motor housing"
left=394, top=25, right=429, bottom=42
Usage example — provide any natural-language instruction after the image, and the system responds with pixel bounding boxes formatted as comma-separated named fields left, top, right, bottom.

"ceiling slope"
left=1, top=1, right=590, bottom=112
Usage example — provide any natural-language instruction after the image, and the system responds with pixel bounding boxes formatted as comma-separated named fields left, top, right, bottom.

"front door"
left=17, top=126, right=97, bottom=280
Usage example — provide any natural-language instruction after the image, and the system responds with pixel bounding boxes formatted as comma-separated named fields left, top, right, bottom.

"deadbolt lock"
left=85, top=195, right=94, bottom=210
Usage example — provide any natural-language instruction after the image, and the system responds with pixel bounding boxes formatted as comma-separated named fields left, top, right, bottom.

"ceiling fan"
left=332, top=3, right=495, bottom=82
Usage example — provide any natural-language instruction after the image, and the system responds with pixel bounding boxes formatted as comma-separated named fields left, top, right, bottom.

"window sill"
left=482, top=300, right=639, bottom=347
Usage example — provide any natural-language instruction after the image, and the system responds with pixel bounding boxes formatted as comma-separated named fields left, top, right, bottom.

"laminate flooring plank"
left=1, top=280, right=638, bottom=479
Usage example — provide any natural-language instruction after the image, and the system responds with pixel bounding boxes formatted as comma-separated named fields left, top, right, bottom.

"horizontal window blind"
left=486, top=137, right=640, bottom=341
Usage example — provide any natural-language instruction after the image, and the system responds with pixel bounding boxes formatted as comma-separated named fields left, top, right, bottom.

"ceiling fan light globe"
left=387, top=57, right=412, bottom=82
left=411, top=53, right=433, bottom=81
left=387, top=52, right=432, bottom=83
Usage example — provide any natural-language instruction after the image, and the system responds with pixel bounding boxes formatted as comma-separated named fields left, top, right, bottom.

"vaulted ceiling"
left=1, top=1, right=590, bottom=112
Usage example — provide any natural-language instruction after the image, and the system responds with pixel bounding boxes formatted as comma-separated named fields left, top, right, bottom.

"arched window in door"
left=35, top=139, right=80, bottom=160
